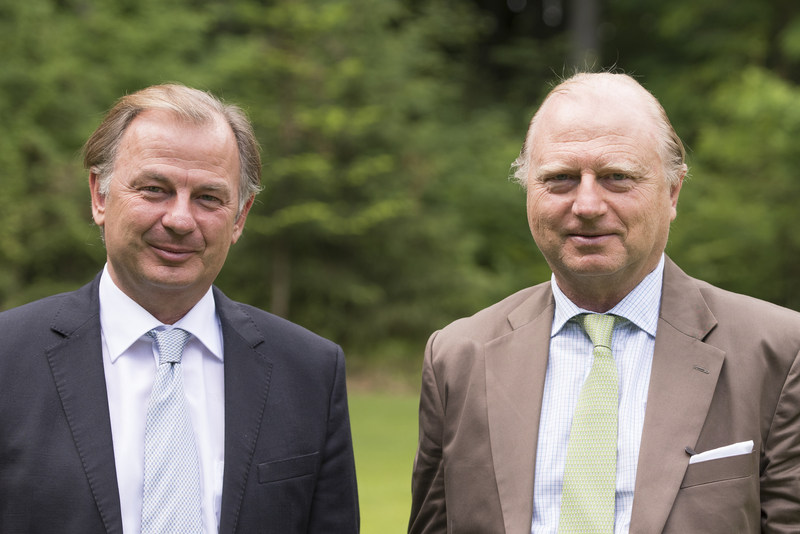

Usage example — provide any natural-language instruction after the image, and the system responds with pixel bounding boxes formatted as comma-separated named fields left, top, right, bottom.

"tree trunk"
left=569, top=0, right=599, bottom=69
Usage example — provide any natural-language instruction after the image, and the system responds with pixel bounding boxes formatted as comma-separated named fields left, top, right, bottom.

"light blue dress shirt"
left=531, top=255, right=665, bottom=534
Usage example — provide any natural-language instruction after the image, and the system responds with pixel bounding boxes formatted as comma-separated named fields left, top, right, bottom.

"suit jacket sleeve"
left=307, top=345, right=361, bottom=532
left=761, top=345, right=800, bottom=532
left=409, top=331, right=448, bottom=534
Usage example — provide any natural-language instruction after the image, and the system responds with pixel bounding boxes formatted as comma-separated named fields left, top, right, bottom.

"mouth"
left=566, top=232, right=616, bottom=246
left=149, top=243, right=198, bottom=262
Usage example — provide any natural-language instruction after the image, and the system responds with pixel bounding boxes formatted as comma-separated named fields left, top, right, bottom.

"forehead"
left=530, top=86, right=662, bottom=171
left=116, top=109, right=240, bottom=181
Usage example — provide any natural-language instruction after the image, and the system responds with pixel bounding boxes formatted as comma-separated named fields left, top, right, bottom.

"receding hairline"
left=532, top=73, right=663, bottom=139
left=119, top=107, right=238, bottom=148
left=84, top=85, right=234, bottom=168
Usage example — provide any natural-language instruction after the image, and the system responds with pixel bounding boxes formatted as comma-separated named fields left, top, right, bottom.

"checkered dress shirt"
left=530, top=255, right=665, bottom=533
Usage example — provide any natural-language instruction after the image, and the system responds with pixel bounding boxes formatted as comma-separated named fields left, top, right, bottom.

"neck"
left=555, top=274, right=640, bottom=313
left=148, top=307, right=191, bottom=325
left=553, top=256, right=664, bottom=313
left=140, top=288, right=207, bottom=324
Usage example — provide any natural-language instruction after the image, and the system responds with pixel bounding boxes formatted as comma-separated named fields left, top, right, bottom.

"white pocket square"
left=688, top=440, right=754, bottom=464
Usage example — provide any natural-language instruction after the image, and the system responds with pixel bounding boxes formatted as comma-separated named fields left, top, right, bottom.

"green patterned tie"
left=558, top=313, right=618, bottom=533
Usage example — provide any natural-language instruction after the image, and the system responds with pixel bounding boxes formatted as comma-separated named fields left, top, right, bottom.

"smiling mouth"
left=150, top=244, right=197, bottom=261
left=567, top=233, right=615, bottom=245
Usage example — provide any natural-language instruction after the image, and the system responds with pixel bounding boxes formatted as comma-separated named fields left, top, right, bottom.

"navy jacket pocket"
left=258, top=452, right=319, bottom=484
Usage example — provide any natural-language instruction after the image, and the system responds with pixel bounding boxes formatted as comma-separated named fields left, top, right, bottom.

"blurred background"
left=4, top=0, right=800, bottom=530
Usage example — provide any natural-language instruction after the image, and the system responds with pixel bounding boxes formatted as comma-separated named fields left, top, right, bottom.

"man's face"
left=526, top=88, right=682, bottom=303
left=90, top=109, right=251, bottom=314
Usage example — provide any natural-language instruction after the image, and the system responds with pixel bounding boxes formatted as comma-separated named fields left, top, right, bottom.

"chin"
left=562, top=257, right=624, bottom=276
left=143, top=269, right=203, bottom=290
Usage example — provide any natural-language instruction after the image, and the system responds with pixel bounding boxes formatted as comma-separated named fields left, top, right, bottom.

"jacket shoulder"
left=0, top=280, right=98, bottom=337
left=694, top=278, right=800, bottom=336
left=437, top=282, right=552, bottom=344
left=213, top=287, right=341, bottom=358
left=698, top=278, right=800, bottom=316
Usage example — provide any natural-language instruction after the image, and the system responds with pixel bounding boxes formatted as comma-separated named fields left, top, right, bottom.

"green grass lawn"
left=349, top=390, right=419, bottom=533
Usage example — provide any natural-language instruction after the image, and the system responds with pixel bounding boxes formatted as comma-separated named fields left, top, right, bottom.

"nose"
left=572, top=174, right=607, bottom=220
left=161, top=193, right=197, bottom=235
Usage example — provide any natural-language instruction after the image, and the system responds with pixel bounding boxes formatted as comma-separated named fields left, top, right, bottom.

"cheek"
left=526, top=191, right=546, bottom=223
left=527, top=195, right=563, bottom=232
left=526, top=204, right=544, bottom=238
left=199, top=215, right=237, bottom=246
left=527, top=212, right=560, bottom=253
left=625, top=203, right=672, bottom=244
left=109, top=195, right=161, bottom=225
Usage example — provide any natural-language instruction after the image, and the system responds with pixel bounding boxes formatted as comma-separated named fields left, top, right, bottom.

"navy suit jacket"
left=0, top=274, right=359, bottom=533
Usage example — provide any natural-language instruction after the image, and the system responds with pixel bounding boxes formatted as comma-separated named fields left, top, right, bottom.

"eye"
left=541, top=173, right=575, bottom=184
left=601, top=172, right=636, bottom=192
left=140, top=185, right=166, bottom=195
left=540, top=173, right=578, bottom=193
left=196, top=193, right=227, bottom=207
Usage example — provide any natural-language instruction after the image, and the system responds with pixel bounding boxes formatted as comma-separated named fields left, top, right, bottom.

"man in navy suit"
left=0, top=84, right=359, bottom=533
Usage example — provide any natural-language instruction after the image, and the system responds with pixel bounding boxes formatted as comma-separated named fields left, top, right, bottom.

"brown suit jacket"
left=409, top=257, right=800, bottom=533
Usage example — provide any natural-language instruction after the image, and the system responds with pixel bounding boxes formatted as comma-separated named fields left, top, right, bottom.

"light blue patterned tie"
left=141, top=328, right=202, bottom=534
left=558, top=313, right=618, bottom=533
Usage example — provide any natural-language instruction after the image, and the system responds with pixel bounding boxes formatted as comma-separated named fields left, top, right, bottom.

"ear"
left=231, top=195, right=255, bottom=244
left=668, top=165, right=687, bottom=221
left=89, top=172, right=107, bottom=227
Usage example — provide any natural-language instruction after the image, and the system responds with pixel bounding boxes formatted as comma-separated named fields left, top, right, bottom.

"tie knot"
left=148, top=328, right=191, bottom=365
left=581, top=313, right=616, bottom=350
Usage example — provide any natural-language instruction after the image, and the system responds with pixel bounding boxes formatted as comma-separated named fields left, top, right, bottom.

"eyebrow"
left=134, top=171, right=170, bottom=184
left=134, top=171, right=233, bottom=193
left=534, top=161, right=652, bottom=180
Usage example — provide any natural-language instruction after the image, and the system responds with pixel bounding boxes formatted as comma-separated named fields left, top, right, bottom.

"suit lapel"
left=629, top=258, right=724, bottom=533
left=46, top=276, right=123, bottom=534
left=215, top=289, right=273, bottom=534
left=486, top=286, right=554, bottom=534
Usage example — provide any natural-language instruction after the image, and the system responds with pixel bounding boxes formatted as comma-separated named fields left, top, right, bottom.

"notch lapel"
left=45, top=277, right=123, bottom=534
left=215, top=290, right=274, bottom=534
left=629, top=259, right=724, bottom=533
left=485, top=287, right=554, bottom=534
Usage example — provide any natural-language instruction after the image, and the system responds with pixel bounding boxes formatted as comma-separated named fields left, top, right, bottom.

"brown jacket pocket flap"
left=680, top=450, right=755, bottom=488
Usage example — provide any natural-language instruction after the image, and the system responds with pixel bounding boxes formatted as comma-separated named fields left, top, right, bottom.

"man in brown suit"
left=409, top=72, right=800, bottom=533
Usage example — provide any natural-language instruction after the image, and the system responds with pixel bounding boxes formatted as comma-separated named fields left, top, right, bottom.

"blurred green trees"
left=4, top=0, right=800, bottom=361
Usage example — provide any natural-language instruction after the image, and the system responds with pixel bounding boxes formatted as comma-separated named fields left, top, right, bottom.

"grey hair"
left=510, top=72, right=687, bottom=189
left=83, top=83, right=262, bottom=216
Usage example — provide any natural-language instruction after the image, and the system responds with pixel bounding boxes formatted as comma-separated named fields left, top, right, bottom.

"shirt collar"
left=98, top=266, right=224, bottom=363
left=550, top=254, right=665, bottom=337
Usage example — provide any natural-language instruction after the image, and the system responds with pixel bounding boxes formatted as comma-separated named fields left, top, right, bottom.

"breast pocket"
left=680, top=450, right=756, bottom=488
left=667, top=450, right=759, bottom=533
left=257, top=452, right=319, bottom=484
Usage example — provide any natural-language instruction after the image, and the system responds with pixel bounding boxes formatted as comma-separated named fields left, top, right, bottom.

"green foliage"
left=5, top=0, right=800, bottom=362
left=200, top=0, right=538, bottom=354
left=0, top=0, right=540, bottom=360
left=601, top=0, right=800, bottom=310
left=669, top=67, right=800, bottom=308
